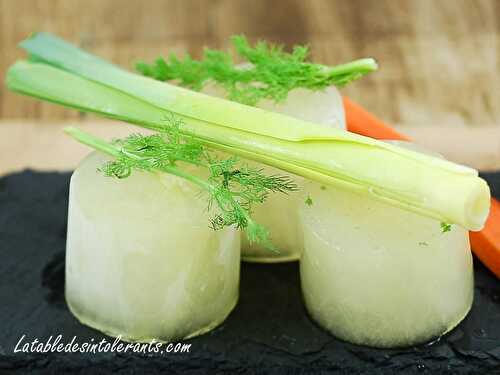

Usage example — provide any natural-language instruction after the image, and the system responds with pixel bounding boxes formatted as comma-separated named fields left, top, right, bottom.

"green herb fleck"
left=440, top=222, right=452, bottom=233
left=136, top=35, right=377, bottom=106
left=305, top=195, right=313, bottom=206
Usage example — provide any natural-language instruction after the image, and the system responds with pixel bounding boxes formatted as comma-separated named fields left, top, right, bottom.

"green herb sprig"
left=65, top=115, right=297, bottom=249
left=136, top=35, right=377, bottom=106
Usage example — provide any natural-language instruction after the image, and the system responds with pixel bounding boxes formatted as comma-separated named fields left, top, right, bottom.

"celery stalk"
left=5, top=34, right=491, bottom=230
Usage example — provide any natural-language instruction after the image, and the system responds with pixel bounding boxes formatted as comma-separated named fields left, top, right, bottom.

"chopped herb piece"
left=305, top=195, right=313, bottom=206
left=440, top=222, right=452, bottom=233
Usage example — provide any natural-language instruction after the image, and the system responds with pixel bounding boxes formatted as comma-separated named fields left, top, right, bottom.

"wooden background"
left=1, top=0, right=499, bottom=127
left=1, top=0, right=500, bottom=174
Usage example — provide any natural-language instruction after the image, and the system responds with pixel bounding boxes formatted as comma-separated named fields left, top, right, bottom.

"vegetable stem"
left=64, top=127, right=121, bottom=157
left=324, top=58, right=378, bottom=76
left=65, top=126, right=213, bottom=191
left=5, top=33, right=491, bottom=231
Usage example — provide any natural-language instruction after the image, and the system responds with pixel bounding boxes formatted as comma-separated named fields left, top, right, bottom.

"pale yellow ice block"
left=65, top=152, right=240, bottom=342
left=299, top=181, right=473, bottom=348
left=203, top=85, right=346, bottom=262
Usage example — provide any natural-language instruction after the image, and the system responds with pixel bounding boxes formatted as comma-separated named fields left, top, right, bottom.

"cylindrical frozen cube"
left=299, top=180, right=474, bottom=348
left=203, top=85, right=346, bottom=262
left=65, top=151, right=240, bottom=342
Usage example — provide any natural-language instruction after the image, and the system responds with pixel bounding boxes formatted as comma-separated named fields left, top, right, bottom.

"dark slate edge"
left=0, top=170, right=499, bottom=375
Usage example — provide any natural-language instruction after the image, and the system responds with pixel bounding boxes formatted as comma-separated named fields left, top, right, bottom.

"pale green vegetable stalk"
left=5, top=33, right=491, bottom=230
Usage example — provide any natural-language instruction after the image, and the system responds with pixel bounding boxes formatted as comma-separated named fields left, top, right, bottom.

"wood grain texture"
left=0, top=0, right=499, bottom=127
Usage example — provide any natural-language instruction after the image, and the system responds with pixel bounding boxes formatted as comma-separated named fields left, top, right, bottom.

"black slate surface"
left=0, top=170, right=499, bottom=375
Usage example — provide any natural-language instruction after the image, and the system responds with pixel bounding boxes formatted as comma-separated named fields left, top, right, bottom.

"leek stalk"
left=5, top=33, right=490, bottom=230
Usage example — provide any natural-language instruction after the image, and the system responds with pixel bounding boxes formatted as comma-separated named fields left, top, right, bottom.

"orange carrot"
left=343, top=98, right=411, bottom=141
left=469, top=199, right=500, bottom=277
left=343, top=96, right=500, bottom=278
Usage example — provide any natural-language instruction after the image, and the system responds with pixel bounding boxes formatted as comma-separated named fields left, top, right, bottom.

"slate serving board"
left=0, top=171, right=499, bottom=375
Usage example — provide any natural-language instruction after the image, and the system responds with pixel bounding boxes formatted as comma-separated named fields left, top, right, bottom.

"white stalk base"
left=65, top=152, right=240, bottom=342
left=299, top=181, right=474, bottom=348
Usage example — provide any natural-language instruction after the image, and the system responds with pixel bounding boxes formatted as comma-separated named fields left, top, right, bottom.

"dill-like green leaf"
left=66, top=114, right=297, bottom=249
left=136, top=35, right=377, bottom=106
left=440, top=222, right=452, bottom=233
